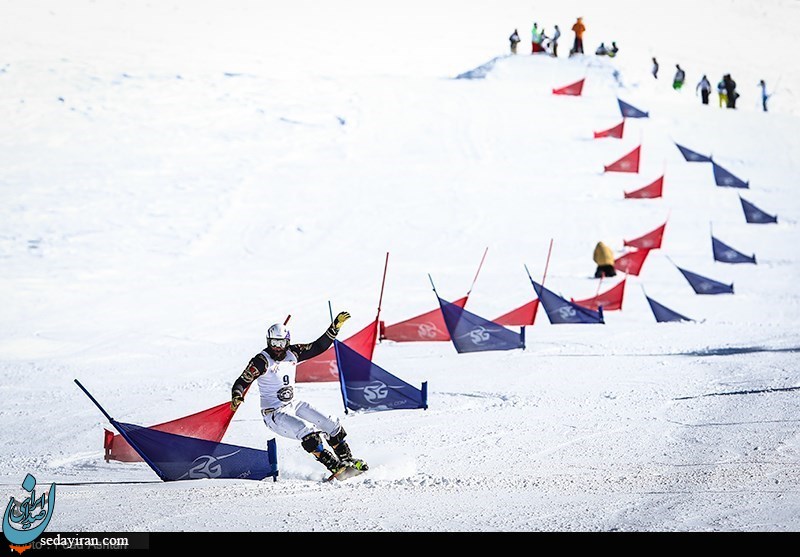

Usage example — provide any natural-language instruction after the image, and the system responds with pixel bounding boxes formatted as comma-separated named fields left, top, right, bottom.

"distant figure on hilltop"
left=570, top=17, right=585, bottom=55
left=696, top=74, right=711, bottom=105
left=652, top=57, right=659, bottom=79
left=550, top=24, right=561, bottom=57
left=509, top=29, right=521, bottom=54
left=531, top=22, right=544, bottom=53
left=593, top=242, right=617, bottom=278
left=673, top=64, right=686, bottom=90
left=717, top=77, right=727, bottom=107
left=595, top=42, right=608, bottom=56
left=724, top=74, right=739, bottom=108
left=539, top=27, right=550, bottom=53
left=608, top=41, right=619, bottom=57
left=758, top=79, right=770, bottom=112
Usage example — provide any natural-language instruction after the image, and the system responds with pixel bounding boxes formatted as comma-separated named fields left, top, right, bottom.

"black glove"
left=333, top=311, right=351, bottom=331
left=231, top=394, right=244, bottom=412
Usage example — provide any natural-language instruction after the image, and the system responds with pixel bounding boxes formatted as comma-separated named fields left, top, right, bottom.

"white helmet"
left=266, top=323, right=291, bottom=355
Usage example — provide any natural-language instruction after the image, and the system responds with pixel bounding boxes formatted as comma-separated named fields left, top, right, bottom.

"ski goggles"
left=268, top=338, right=289, bottom=351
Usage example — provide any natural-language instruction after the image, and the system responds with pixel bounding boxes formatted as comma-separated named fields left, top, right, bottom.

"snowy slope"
left=1, top=0, right=799, bottom=532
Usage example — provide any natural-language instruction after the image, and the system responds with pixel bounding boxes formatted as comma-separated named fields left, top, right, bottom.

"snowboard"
left=325, top=464, right=367, bottom=482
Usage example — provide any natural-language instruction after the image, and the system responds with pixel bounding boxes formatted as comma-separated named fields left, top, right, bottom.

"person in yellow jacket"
left=593, top=241, right=617, bottom=278
left=717, top=78, right=727, bottom=108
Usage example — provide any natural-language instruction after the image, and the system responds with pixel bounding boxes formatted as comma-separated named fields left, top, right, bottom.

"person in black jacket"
left=696, top=75, right=711, bottom=105
left=723, top=74, right=739, bottom=108
left=509, top=29, right=521, bottom=54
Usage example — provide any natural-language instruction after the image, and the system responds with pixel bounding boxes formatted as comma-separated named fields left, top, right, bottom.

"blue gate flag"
left=111, top=421, right=279, bottom=482
left=618, top=98, right=649, bottom=118
left=456, top=56, right=501, bottom=79
left=712, top=235, right=756, bottom=264
left=437, top=297, right=525, bottom=353
left=676, top=266, right=734, bottom=294
left=335, top=341, right=427, bottom=413
left=739, top=195, right=777, bottom=224
left=712, top=162, right=749, bottom=188
left=530, top=280, right=605, bottom=324
left=645, top=295, right=694, bottom=323
left=675, top=143, right=712, bottom=162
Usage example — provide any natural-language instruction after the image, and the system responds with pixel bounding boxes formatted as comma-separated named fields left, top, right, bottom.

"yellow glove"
left=333, top=311, right=351, bottom=331
left=231, top=394, right=244, bottom=412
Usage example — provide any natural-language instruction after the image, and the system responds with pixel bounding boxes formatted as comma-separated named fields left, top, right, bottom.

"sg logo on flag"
left=557, top=306, right=577, bottom=320
left=468, top=327, right=491, bottom=345
left=363, top=381, right=389, bottom=402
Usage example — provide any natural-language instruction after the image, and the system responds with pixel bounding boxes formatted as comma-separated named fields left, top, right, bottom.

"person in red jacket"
left=570, top=17, right=585, bottom=55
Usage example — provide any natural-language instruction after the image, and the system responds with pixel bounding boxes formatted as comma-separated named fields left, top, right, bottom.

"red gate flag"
left=624, top=221, right=666, bottom=249
left=572, top=279, right=626, bottom=311
left=105, top=402, right=234, bottom=462
left=593, top=120, right=624, bottom=139
left=381, top=248, right=488, bottom=342
left=604, top=145, right=641, bottom=173
left=615, top=249, right=650, bottom=276
left=625, top=175, right=663, bottom=199
left=493, top=299, right=540, bottom=326
left=298, top=253, right=389, bottom=382
left=296, top=320, right=378, bottom=382
left=552, top=78, right=585, bottom=96
left=381, top=296, right=467, bottom=342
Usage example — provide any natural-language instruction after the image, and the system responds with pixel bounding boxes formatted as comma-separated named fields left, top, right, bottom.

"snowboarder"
left=509, top=29, right=521, bottom=54
left=696, top=74, right=711, bottom=105
left=593, top=241, right=617, bottom=278
left=608, top=41, right=619, bottom=57
left=230, top=311, right=368, bottom=479
left=673, top=64, right=686, bottom=90
left=595, top=42, right=608, bottom=56
left=652, top=57, right=659, bottom=79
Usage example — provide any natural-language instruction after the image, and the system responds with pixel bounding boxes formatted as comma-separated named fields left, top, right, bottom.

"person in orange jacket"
left=570, top=17, right=585, bottom=55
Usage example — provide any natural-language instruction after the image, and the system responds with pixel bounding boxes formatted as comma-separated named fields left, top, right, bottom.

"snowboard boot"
left=332, top=441, right=368, bottom=471
left=346, top=458, right=369, bottom=472
left=329, top=427, right=369, bottom=471
left=316, top=448, right=344, bottom=474
left=302, top=432, right=344, bottom=474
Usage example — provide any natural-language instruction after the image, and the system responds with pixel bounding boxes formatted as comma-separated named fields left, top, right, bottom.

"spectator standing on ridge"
left=509, top=29, right=521, bottom=54
left=540, top=27, right=550, bottom=53
left=531, top=22, right=544, bottom=53
left=551, top=24, right=561, bottom=57
left=570, top=17, right=585, bottom=55
left=652, top=57, right=659, bottom=79
left=696, top=74, right=711, bottom=105
left=758, top=79, right=770, bottom=112
left=593, top=242, right=617, bottom=278
left=724, top=73, right=738, bottom=108
left=673, top=64, right=686, bottom=90
left=717, top=77, right=727, bottom=107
